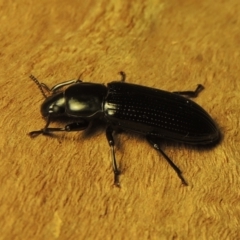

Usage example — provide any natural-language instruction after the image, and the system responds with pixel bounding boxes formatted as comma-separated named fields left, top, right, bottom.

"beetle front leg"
left=106, top=126, right=121, bottom=187
left=146, top=136, right=188, bottom=186
left=29, top=118, right=89, bottom=137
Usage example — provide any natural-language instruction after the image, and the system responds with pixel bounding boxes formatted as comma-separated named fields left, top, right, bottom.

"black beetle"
left=29, top=72, right=220, bottom=186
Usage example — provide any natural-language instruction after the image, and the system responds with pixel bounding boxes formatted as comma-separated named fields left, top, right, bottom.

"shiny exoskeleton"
left=29, top=72, right=220, bottom=186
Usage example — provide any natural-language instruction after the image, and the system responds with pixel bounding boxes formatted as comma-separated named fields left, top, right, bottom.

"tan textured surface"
left=0, top=0, right=239, bottom=239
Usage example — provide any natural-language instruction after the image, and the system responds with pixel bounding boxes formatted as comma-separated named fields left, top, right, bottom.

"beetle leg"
left=29, top=118, right=89, bottom=137
left=173, top=84, right=204, bottom=98
left=41, top=79, right=82, bottom=93
left=146, top=136, right=188, bottom=186
left=30, top=75, right=82, bottom=97
left=29, top=116, right=52, bottom=137
left=118, top=71, right=126, bottom=82
left=106, top=126, right=121, bottom=187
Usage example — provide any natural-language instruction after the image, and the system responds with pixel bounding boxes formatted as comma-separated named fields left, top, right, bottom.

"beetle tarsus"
left=114, top=170, right=121, bottom=187
left=119, top=71, right=126, bottom=82
left=110, top=144, right=121, bottom=187
left=29, top=130, right=45, bottom=137
left=111, top=144, right=121, bottom=187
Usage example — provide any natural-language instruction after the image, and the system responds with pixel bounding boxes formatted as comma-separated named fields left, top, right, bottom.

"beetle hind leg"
left=118, top=71, right=126, bottom=82
left=173, top=84, right=204, bottom=98
left=146, top=136, right=188, bottom=186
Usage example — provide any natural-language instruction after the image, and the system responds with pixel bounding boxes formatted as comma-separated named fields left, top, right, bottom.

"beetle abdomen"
left=105, top=82, right=219, bottom=144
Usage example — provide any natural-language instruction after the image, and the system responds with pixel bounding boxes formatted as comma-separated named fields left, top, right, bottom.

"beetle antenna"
left=29, top=75, right=48, bottom=99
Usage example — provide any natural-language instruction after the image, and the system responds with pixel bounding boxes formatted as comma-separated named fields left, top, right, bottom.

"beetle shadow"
left=43, top=116, right=223, bottom=157
left=80, top=119, right=107, bottom=139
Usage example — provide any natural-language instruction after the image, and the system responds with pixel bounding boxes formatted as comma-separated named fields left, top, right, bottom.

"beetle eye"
left=53, top=105, right=60, bottom=113
left=48, top=105, right=59, bottom=113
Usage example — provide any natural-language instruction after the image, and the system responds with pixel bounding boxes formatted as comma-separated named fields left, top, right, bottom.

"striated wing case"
left=104, top=82, right=219, bottom=145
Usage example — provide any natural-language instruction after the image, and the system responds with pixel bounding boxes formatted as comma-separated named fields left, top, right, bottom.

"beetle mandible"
left=29, top=72, right=220, bottom=186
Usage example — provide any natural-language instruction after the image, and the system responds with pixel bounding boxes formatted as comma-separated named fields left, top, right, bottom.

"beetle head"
left=30, top=75, right=67, bottom=118
left=40, top=92, right=66, bottom=117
